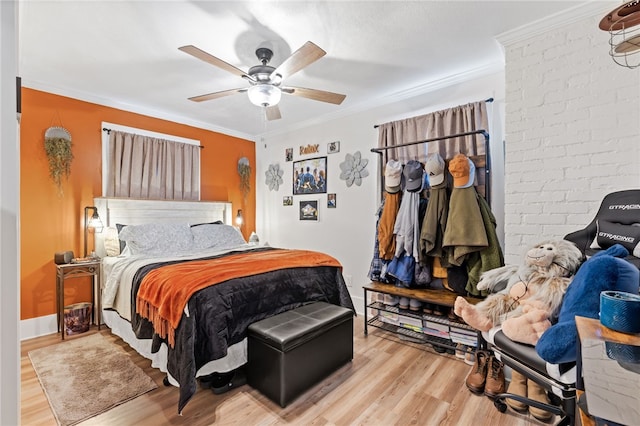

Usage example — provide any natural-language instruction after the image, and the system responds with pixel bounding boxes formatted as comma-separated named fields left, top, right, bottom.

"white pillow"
left=191, top=224, right=246, bottom=250
left=118, top=222, right=194, bottom=256
left=103, top=227, right=121, bottom=256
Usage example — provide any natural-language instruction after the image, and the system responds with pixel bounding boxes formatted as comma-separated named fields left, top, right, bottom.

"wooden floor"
left=21, top=320, right=553, bottom=426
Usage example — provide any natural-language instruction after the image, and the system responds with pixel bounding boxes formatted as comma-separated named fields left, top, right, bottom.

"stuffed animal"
left=453, top=240, right=583, bottom=332
left=536, top=244, right=640, bottom=364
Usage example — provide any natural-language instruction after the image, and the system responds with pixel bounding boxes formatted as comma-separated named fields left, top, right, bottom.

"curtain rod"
left=370, top=129, right=489, bottom=154
left=101, top=127, right=204, bottom=148
left=372, top=97, right=494, bottom=129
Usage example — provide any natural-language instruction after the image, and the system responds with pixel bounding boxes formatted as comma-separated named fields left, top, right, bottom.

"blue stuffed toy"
left=536, top=244, right=640, bottom=364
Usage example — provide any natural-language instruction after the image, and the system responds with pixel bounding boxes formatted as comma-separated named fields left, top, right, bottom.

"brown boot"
left=484, top=355, right=506, bottom=399
left=505, top=370, right=528, bottom=413
left=465, top=350, right=489, bottom=394
left=528, top=380, right=554, bottom=422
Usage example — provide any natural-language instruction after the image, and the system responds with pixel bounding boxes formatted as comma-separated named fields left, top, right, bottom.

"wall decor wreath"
left=339, top=151, right=369, bottom=187
left=265, top=163, right=284, bottom=191
left=44, top=126, right=74, bottom=196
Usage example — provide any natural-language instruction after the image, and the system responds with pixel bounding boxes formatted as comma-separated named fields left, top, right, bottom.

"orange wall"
left=20, top=88, right=255, bottom=320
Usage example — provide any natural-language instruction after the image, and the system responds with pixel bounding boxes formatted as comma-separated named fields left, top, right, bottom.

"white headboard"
left=93, top=197, right=233, bottom=257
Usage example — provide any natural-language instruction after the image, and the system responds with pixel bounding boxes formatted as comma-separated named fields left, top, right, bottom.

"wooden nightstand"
left=55, top=259, right=101, bottom=339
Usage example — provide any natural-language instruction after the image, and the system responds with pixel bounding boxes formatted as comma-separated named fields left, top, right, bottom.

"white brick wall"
left=503, top=14, right=640, bottom=264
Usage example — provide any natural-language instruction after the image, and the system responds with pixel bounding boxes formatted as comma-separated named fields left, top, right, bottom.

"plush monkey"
left=453, top=240, right=583, bottom=332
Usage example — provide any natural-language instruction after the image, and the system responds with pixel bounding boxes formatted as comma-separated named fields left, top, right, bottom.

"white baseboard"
left=21, top=314, right=57, bottom=341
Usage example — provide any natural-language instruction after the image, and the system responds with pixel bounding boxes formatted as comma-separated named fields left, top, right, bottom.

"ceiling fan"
left=179, top=41, right=346, bottom=120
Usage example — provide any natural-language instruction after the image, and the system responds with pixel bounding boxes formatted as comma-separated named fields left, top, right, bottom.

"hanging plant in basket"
left=237, top=157, right=251, bottom=199
left=44, top=126, right=74, bottom=196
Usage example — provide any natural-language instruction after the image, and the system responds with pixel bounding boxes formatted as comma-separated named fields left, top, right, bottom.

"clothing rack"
left=370, top=129, right=491, bottom=204
left=101, top=127, right=205, bottom=149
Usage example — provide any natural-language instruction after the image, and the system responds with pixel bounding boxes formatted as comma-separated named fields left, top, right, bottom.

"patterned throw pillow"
left=118, top=222, right=194, bottom=256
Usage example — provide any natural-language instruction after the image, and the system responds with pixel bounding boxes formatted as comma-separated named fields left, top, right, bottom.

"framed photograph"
left=299, top=200, right=319, bottom=221
left=327, top=193, right=337, bottom=208
left=293, top=156, right=327, bottom=195
left=285, top=148, right=293, bottom=162
left=283, top=196, right=293, bottom=206
left=328, top=141, right=340, bottom=154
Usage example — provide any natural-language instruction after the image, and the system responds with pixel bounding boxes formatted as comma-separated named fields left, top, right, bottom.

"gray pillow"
left=118, top=222, right=194, bottom=256
left=191, top=224, right=246, bottom=250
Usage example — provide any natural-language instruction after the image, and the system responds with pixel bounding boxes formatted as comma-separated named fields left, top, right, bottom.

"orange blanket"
left=136, top=248, right=342, bottom=347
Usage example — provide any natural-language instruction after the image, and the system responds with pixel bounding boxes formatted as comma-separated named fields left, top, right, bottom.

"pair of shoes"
left=383, top=294, right=398, bottom=306
left=504, top=371, right=554, bottom=421
left=465, top=351, right=505, bottom=397
left=464, top=347, right=476, bottom=366
left=409, top=299, right=422, bottom=311
left=483, top=355, right=506, bottom=399
left=465, top=350, right=489, bottom=394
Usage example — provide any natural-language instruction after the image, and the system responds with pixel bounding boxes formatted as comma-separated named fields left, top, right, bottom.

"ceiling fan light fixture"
left=248, top=84, right=281, bottom=107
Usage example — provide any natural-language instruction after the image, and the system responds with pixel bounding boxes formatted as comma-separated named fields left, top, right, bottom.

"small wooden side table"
left=55, top=260, right=101, bottom=339
left=576, top=316, right=640, bottom=425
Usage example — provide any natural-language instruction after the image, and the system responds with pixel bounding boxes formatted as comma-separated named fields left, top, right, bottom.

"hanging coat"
left=442, top=186, right=488, bottom=266
left=394, top=189, right=421, bottom=259
left=377, top=192, right=401, bottom=260
left=465, top=193, right=505, bottom=296
left=419, top=183, right=449, bottom=262
left=368, top=199, right=393, bottom=284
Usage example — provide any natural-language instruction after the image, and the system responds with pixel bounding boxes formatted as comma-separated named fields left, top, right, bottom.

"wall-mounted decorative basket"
left=44, top=126, right=74, bottom=195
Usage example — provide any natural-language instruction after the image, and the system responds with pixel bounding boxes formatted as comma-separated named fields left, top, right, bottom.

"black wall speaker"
left=54, top=251, right=74, bottom=265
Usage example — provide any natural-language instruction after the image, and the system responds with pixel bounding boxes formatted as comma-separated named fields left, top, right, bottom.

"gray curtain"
left=377, top=100, right=488, bottom=191
left=377, top=100, right=488, bottom=165
left=106, top=130, right=200, bottom=200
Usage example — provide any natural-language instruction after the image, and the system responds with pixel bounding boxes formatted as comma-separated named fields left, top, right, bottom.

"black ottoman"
left=247, top=301, right=354, bottom=407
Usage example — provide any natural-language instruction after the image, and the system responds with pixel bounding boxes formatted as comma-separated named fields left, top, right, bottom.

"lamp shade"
left=88, top=211, right=104, bottom=231
left=247, top=84, right=282, bottom=107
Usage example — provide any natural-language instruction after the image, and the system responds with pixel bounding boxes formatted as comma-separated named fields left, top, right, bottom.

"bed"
left=94, top=197, right=354, bottom=414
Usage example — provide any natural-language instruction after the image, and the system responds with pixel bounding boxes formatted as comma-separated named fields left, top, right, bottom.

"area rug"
left=28, top=333, right=157, bottom=426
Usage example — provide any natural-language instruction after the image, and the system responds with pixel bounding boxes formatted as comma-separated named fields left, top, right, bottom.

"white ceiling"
left=19, top=1, right=599, bottom=140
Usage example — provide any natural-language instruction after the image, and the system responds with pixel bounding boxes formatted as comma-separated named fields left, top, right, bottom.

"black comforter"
left=128, top=247, right=354, bottom=413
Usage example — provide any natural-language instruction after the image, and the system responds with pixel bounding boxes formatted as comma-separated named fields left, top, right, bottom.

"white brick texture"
left=503, top=15, right=640, bottom=264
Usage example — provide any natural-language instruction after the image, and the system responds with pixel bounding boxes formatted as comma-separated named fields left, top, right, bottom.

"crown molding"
left=260, top=61, right=505, bottom=139
left=496, top=0, right=619, bottom=46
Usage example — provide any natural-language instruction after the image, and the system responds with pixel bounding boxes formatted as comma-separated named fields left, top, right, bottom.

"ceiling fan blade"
left=265, top=105, right=282, bottom=121
left=188, top=88, right=246, bottom=102
left=270, top=41, right=326, bottom=81
left=282, top=86, right=346, bottom=105
left=179, top=45, right=254, bottom=82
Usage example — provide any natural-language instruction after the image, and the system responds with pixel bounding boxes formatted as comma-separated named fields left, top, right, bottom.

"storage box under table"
left=64, top=302, right=92, bottom=336
left=247, top=301, right=354, bottom=407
